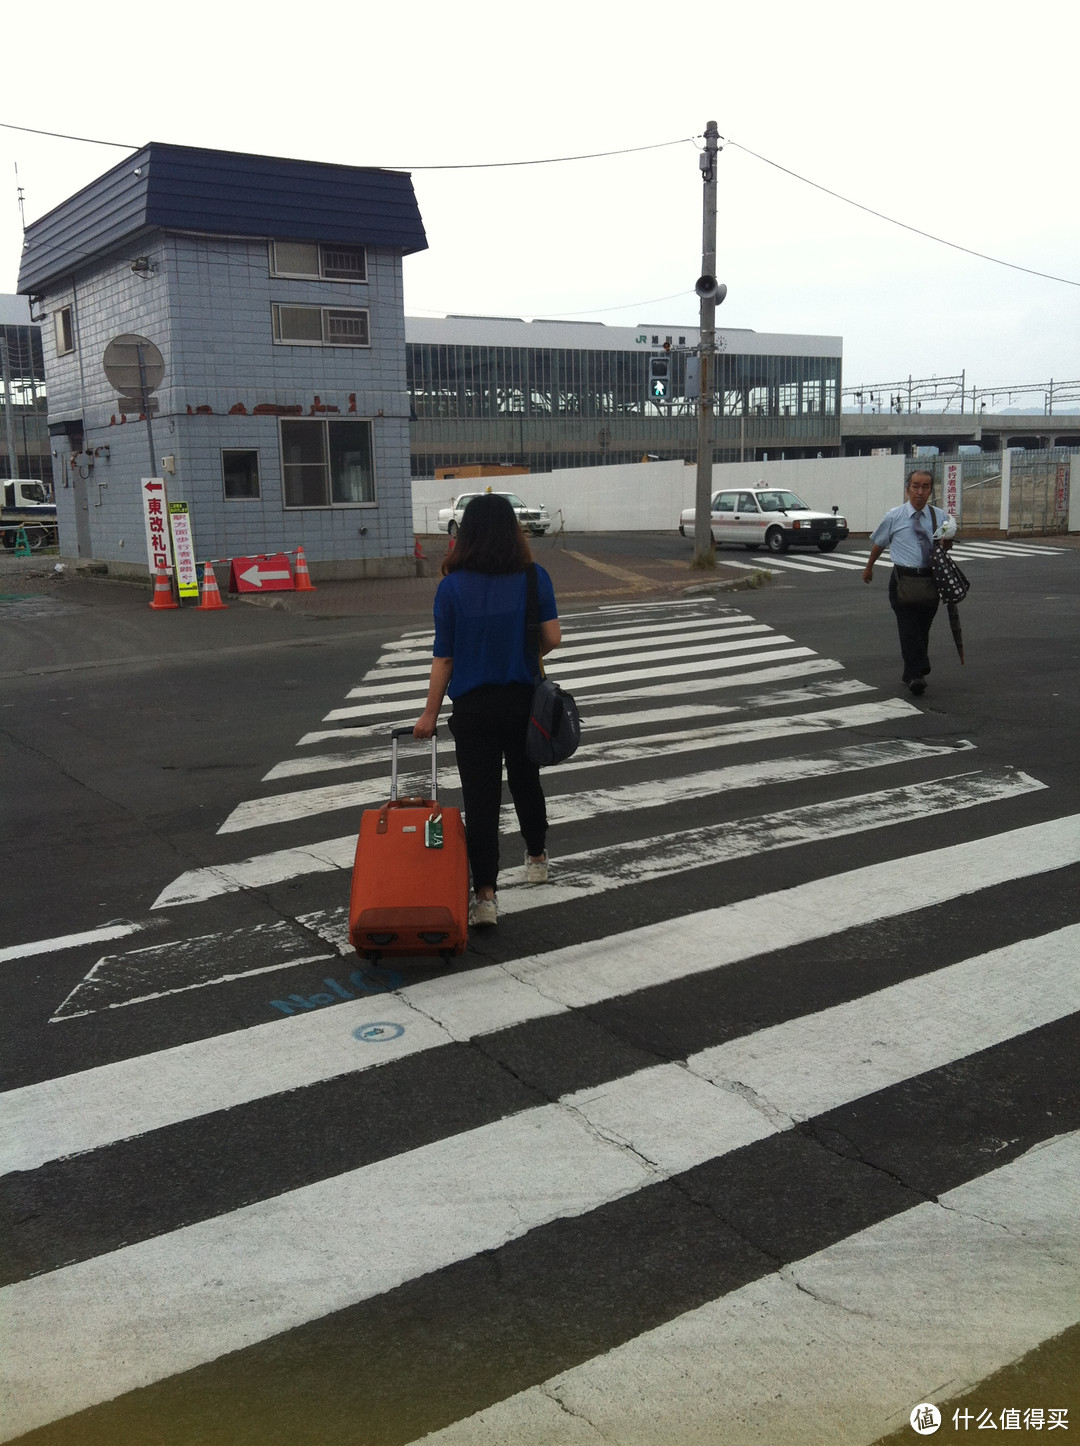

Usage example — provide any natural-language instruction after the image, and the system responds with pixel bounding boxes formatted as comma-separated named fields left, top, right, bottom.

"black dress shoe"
left=909, top=678, right=927, bottom=696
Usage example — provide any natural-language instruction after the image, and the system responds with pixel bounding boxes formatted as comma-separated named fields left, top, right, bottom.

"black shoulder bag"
left=524, top=564, right=581, bottom=766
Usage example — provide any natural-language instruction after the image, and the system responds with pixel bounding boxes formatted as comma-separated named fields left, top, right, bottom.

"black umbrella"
left=946, top=600, right=965, bottom=663
left=930, top=542, right=968, bottom=664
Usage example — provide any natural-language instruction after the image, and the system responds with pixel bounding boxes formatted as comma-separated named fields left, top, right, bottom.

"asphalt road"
left=2, top=536, right=1078, bottom=1445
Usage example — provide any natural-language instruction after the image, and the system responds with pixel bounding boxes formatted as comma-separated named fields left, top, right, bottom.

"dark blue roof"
left=18, top=142, right=427, bottom=293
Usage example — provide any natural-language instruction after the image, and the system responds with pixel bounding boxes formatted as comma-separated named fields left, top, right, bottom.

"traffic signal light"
left=649, top=356, right=670, bottom=402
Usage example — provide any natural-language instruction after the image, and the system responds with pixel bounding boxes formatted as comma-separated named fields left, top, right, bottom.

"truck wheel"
left=447, top=520, right=458, bottom=538
left=766, top=528, right=788, bottom=554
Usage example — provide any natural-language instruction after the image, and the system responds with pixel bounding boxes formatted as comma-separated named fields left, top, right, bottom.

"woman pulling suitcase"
left=413, top=493, right=562, bottom=927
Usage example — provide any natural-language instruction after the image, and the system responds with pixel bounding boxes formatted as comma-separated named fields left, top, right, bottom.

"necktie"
left=917, top=509, right=931, bottom=565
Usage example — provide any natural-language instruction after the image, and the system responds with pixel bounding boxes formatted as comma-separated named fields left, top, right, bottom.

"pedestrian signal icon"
left=649, top=356, right=670, bottom=402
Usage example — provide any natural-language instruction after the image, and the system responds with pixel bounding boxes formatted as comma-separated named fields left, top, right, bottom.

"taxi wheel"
left=447, top=520, right=458, bottom=538
left=765, top=528, right=788, bottom=554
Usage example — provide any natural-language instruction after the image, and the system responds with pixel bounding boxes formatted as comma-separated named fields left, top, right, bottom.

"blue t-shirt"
left=433, top=566, right=558, bottom=699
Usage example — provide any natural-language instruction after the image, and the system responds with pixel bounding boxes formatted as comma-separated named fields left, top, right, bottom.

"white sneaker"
left=524, top=851, right=549, bottom=884
left=469, top=895, right=498, bottom=927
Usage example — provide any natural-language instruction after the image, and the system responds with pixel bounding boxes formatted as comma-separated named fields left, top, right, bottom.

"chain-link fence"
left=917, top=450, right=1072, bottom=534
left=1008, top=450, right=1071, bottom=534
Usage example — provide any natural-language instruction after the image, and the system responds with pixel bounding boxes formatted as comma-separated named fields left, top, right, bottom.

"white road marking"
left=954, top=540, right=1066, bottom=556
left=738, top=555, right=827, bottom=573
left=265, top=690, right=901, bottom=784
left=286, top=676, right=870, bottom=766
left=292, top=660, right=848, bottom=745
left=419, top=1131, right=1080, bottom=1446
left=343, top=633, right=797, bottom=701
left=572, top=657, right=843, bottom=704
left=0, top=920, right=147, bottom=965
left=802, top=554, right=869, bottom=570
left=220, top=699, right=916, bottom=833
left=10, top=806, right=1074, bottom=1179
left=411, top=767, right=1047, bottom=921
left=322, top=646, right=817, bottom=724
left=157, top=738, right=967, bottom=908
left=360, top=618, right=767, bottom=681
left=4, top=932, right=1078, bottom=1440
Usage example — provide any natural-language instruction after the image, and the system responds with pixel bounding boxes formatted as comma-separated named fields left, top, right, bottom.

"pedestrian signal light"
left=649, top=356, right=670, bottom=402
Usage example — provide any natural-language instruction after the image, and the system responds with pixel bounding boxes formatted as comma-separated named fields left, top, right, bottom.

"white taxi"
left=679, top=487, right=848, bottom=554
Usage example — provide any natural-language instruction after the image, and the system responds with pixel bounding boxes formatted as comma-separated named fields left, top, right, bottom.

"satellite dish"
left=102, top=334, right=165, bottom=397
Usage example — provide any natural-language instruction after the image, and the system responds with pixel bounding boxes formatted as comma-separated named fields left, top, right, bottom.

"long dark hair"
left=442, top=492, right=534, bottom=576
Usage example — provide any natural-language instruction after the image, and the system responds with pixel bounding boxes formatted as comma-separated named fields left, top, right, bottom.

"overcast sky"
left=3, top=0, right=1077, bottom=397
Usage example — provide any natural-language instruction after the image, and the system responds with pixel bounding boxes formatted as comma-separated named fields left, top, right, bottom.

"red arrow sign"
left=228, top=554, right=295, bottom=593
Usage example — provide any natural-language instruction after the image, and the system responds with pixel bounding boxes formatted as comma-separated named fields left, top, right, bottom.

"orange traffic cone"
left=149, top=565, right=178, bottom=610
left=293, top=544, right=317, bottom=591
left=413, top=538, right=427, bottom=561
left=197, top=563, right=228, bottom=610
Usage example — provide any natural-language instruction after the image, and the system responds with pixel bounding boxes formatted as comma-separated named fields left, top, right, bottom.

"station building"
left=405, top=315, right=843, bottom=476
left=18, top=143, right=426, bottom=578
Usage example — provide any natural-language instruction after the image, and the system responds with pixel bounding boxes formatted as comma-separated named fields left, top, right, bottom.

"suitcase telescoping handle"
left=389, top=726, right=439, bottom=803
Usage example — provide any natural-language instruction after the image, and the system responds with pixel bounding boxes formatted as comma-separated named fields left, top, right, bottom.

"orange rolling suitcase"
left=348, top=727, right=469, bottom=964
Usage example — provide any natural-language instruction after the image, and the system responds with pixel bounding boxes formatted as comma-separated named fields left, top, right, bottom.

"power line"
left=0, top=120, right=137, bottom=149
left=376, top=138, right=695, bottom=170
left=721, top=135, right=1080, bottom=289
left=0, top=119, right=693, bottom=169
left=7, top=113, right=1076, bottom=292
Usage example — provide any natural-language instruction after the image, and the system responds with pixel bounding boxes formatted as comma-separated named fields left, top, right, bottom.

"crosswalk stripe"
left=356, top=618, right=769, bottom=683
left=220, top=699, right=915, bottom=833
left=420, top=1130, right=1080, bottom=1446
left=954, top=540, right=1065, bottom=556
left=275, top=678, right=873, bottom=779
left=345, top=767, right=1045, bottom=934
left=801, top=553, right=867, bottom=570
left=343, top=631, right=796, bottom=700
left=0, top=919, right=147, bottom=966
left=4, top=929, right=1076, bottom=1439
left=74, top=764, right=1035, bottom=1014
left=296, top=660, right=847, bottom=747
left=10, top=808, right=1076, bottom=1177
left=741, top=554, right=825, bottom=572
left=322, top=645, right=818, bottom=722
left=160, top=738, right=972, bottom=907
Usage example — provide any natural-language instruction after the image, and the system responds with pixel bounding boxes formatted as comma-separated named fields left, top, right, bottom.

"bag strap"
left=524, top=564, right=545, bottom=683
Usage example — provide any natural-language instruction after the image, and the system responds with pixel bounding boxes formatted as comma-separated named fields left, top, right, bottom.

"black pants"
left=889, top=571, right=939, bottom=682
left=448, top=683, right=547, bottom=893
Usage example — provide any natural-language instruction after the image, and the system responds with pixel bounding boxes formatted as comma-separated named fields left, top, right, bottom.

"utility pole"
left=693, top=121, right=724, bottom=567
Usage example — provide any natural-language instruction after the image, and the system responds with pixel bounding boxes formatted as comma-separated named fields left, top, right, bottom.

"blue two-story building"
left=18, top=143, right=427, bottom=579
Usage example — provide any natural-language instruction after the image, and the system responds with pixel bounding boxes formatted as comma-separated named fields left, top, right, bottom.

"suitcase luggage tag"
left=424, top=811, right=443, bottom=849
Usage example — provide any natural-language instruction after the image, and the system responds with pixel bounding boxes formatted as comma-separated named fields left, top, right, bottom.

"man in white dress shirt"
left=862, top=469, right=950, bottom=696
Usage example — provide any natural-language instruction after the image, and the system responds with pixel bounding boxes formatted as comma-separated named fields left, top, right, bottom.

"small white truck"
left=1, top=480, right=58, bottom=551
